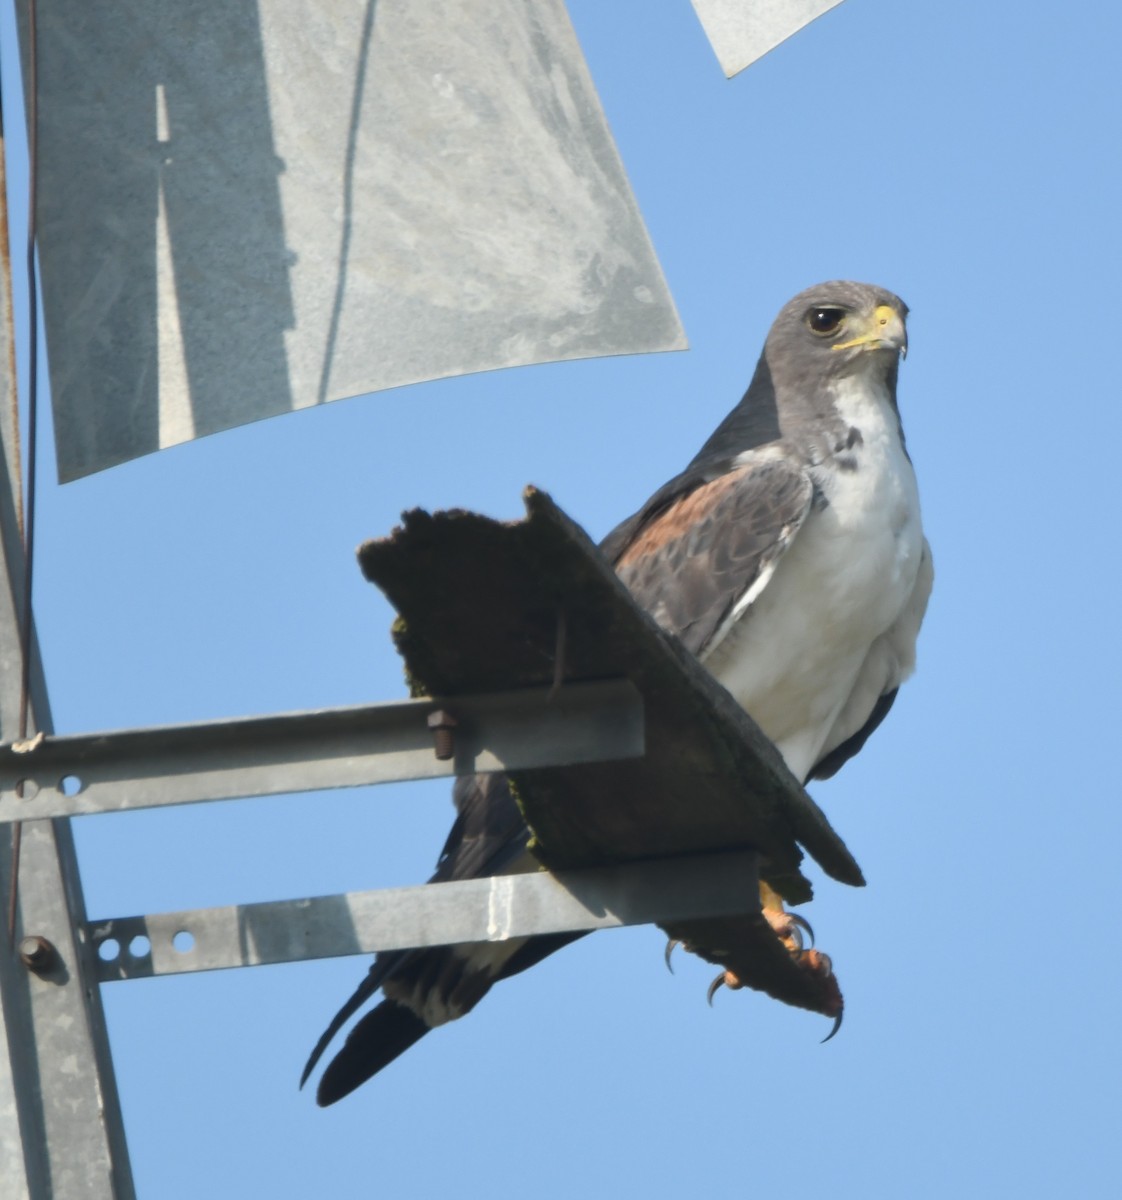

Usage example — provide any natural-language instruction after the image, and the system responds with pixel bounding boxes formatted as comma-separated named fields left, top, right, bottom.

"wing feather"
left=612, top=453, right=814, bottom=657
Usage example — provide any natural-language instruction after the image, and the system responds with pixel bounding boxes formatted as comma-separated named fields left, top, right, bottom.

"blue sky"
left=3, top=1, right=1121, bottom=1196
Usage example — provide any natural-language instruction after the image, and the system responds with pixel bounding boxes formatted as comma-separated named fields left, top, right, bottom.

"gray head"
left=765, top=280, right=908, bottom=393
left=691, top=281, right=909, bottom=468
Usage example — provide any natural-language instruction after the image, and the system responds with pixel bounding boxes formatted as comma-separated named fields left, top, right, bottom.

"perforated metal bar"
left=89, top=850, right=761, bottom=981
left=0, top=679, right=644, bottom=822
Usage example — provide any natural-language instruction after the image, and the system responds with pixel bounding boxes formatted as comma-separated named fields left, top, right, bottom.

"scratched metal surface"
left=19, top=0, right=684, bottom=481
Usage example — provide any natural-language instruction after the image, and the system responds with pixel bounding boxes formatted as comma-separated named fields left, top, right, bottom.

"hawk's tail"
left=300, top=951, right=404, bottom=1094
left=315, top=1000, right=430, bottom=1106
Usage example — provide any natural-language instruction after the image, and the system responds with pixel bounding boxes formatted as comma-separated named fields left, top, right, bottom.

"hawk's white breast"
left=703, top=372, right=926, bottom=783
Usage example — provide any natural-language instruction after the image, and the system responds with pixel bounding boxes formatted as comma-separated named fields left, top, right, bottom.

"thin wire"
left=8, top=0, right=40, bottom=942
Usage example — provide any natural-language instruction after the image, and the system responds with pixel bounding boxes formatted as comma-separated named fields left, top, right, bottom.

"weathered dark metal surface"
left=359, top=488, right=861, bottom=1018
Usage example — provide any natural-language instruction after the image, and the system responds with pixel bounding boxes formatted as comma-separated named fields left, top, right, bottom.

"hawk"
left=304, top=280, right=933, bottom=1104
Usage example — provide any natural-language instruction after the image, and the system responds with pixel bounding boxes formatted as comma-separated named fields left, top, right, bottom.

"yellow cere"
left=830, top=305, right=900, bottom=352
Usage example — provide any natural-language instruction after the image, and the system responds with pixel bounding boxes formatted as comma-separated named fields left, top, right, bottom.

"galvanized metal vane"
left=690, top=0, right=847, bottom=76
left=21, top=0, right=685, bottom=481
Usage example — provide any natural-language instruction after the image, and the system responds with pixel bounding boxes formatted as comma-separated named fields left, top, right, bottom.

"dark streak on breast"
left=831, top=425, right=863, bottom=471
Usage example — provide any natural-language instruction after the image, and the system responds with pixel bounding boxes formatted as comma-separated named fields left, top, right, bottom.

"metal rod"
left=0, top=23, right=136, bottom=1190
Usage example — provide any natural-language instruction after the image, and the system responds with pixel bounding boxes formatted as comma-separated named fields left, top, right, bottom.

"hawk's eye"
left=807, top=307, right=845, bottom=336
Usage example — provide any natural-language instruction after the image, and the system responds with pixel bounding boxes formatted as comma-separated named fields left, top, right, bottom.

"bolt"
left=18, top=935, right=55, bottom=971
left=426, top=709, right=458, bottom=761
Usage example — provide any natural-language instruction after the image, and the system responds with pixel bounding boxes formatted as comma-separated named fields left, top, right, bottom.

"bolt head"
left=18, top=935, right=55, bottom=970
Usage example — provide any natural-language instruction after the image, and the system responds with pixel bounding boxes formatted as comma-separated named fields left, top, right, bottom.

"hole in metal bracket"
left=172, top=930, right=195, bottom=954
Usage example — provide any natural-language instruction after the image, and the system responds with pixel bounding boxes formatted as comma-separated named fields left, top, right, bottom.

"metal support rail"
left=0, top=679, right=644, bottom=822
left=89, top=850, right=760, bottom=982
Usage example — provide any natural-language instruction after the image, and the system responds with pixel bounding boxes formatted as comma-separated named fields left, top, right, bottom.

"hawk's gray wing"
left=808, top=688, right=898, bottom=780
left=608, top=452, right=815, bottom=658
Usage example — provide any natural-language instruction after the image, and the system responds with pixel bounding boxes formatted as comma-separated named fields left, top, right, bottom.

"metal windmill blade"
left=19, top=0, right=685, bottom=481
left=691, top=0, right=846, bottom=76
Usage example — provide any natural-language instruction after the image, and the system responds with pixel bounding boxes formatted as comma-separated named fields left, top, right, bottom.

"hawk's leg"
left=705, top=883, right=834, bottom=1024
left=665, top=880, right=815, bottom=979
left=759, top=880, right=814, bottom=955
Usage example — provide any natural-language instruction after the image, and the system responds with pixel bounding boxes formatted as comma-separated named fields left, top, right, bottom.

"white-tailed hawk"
left=303, top=280, right=933, bottom=1104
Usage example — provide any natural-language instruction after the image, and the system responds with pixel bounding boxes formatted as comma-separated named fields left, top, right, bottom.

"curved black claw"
left=790, top=913, right=815, bottom=948
left=821, top=1010, right=844, bottom=1043
left=664, top=938, right=680, bottom=974
left=706, top=973, right=725, bottom=1006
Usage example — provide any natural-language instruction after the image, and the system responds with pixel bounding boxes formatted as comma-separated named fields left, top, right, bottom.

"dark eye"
left=807, top=307, right=845, bottom=335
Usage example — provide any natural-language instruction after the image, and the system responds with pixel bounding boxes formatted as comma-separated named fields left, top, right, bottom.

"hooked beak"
left=831, top=304, right=907, bottom=359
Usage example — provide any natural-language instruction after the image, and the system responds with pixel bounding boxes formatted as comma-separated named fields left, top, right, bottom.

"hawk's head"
left=766, top=281, right=909, bottom=389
